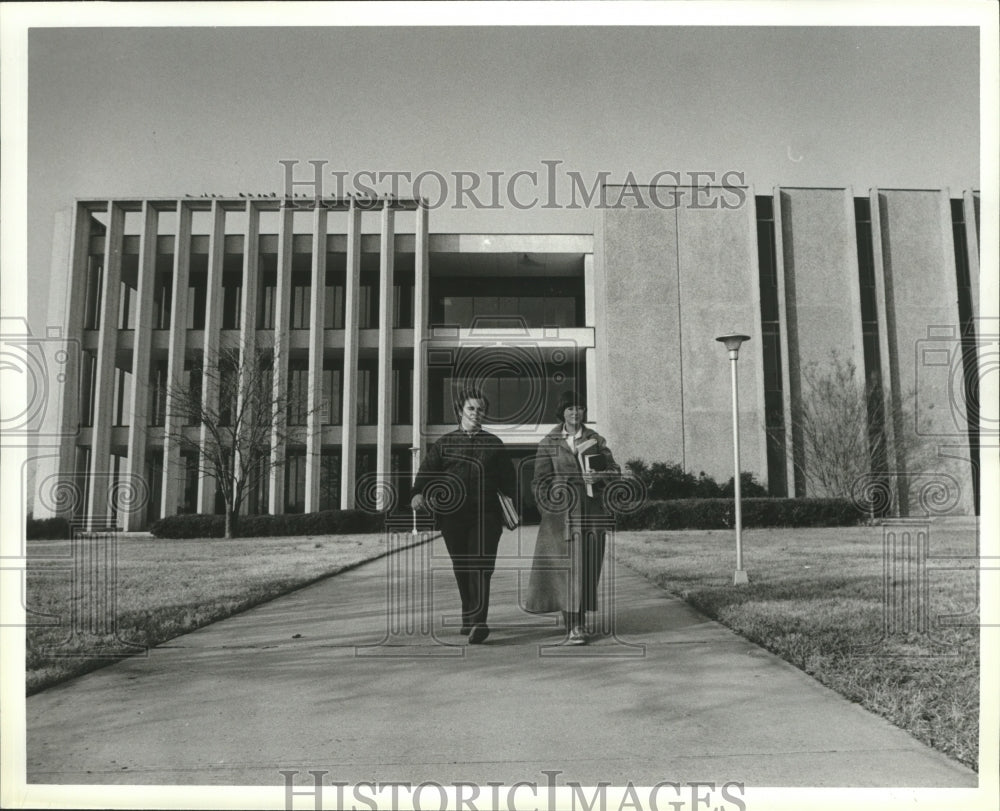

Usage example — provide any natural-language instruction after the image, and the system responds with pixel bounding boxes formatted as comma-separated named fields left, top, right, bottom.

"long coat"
left=524, top=425, right=620, bottom=614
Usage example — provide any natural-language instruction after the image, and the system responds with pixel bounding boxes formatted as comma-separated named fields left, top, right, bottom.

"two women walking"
left=410, top=388, right=620, bottom=645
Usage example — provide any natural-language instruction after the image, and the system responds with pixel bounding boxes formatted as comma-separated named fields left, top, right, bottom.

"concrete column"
left=53, top=204, right=92, bottom=519
left=872, top=188, right=975, bottom=515
left=411, top=204, right=429, bottom=454
left=962, top=190, right=980, bottom=320
left=267, top=204, right=294, bottom=514
left=340, top=201, right=362, bottom=508
left=237, top=203, right=260, bottom=516
left=375, top=205, right=396, bottom=509
left=868, top=188, right=900, bottom=495
left=745, top=184, right=771, bottom=487
left=592, top=207, right=610, bottom=446
left=196, top=201, right=227, bottom=513
left=771, top=187, right=796, bottom=496
left=160, top=203, right=192, bottom=519
left=122, top=203, right=158, bottom=530
left=305, top=205, right=327, bottom=512
left=583, top=253, right=598, bottom=427
left=86, top=202, right=125, bottom=527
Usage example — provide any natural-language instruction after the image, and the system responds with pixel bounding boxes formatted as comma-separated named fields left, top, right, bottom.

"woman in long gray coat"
left=525, top=391, right=620, bottom=645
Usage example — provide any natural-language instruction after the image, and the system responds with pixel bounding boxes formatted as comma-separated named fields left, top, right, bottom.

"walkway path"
left=26, top=527, right=977, bottom=787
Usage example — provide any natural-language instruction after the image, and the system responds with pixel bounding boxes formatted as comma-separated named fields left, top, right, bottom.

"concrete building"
left=33, top=185, right=981, bottom=529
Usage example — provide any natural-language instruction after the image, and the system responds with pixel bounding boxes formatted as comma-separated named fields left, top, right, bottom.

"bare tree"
left=165, top=346, right=292, bottom=538
left=792, top=352, right=935, bottom=517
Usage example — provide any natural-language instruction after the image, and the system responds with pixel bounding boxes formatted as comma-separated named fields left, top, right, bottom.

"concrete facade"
left=34, top=186, right=982, bottom=528
left=873, top=190, right=977, bottom=515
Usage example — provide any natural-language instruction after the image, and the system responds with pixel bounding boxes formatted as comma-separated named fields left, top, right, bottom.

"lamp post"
left=409, top=446, right=421, bottom=537
left=716, top=333, right=751, bottom=585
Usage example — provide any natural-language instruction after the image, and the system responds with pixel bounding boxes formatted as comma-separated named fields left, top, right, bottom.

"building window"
left=118, top=276, right=137, bottom=329
left=356, top=362, right=377, bottom=425
left=431, top=276, right=584, bottom=329
left=392, top=361, right=412, bottom=424
left=394, top=272, right=414, bottom=329
left=219, top=356, right=239, bottom=427
left=109, top=453, right=128, bottom=521
left=258, top=266, right=277, bottom=329
left=180, top=450, right=200, bottom=514
left=284, top=451, right=306, bottom=513
left=320, top=450, right=340, bottom=511
left=113, top=367, right=132, bottom=427
left=246, top=450, right=270, bottom=516
left=145, top=450, right=163, bottom=522
left=427, top=351, right=582, bottom=426
left=287, top=361, right=309, bottom=426
left=221, top=259, right=243, bottom=330
left=83, top=256, right=104, bottom=330
left=186, top=261, right=208, bottom=329
left=149, top=360, right=168, bottom=426
left=74, top=446, right=91, bottom=520
left=79, top=349, right=97, bottom=427
left=183, top=358, right=202, bottom=426
left=359, top=271, right=379, bottom=329
left=756, top=195, right=786, bottom=496
left=390, top=447, right=413, bottom=505
left=290, top=267, right=311, bottom=329
left=152, top=261, right=173, bottom=329
left=325, top=269, right=346, bottom=329
left=322, top=363, right=342, bottom=425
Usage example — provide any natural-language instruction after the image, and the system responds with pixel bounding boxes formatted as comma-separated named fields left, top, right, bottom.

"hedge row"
left=615, top=498, right=860, bottom=530
left=25, top=516, right=71, bottom=540
left=150, top=509, right=385, bottom=539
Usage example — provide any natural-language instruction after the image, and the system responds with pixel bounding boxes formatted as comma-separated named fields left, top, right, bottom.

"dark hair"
left=554, top=390, right=586, bottom=424
left=453, top=386, right=489, bottom=420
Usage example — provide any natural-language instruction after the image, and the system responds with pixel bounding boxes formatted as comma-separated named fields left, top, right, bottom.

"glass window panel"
left=358, top=286, right=373, bottom=329
left=474, top=296, right=498, bottom=316
left=153, top=266, right=172, bottom=329
left=543, top=297, right=575, bottom=327
left=441, top=296, right=474, bottom=327
left=517, top=297, right=544, bottom=327
left=325, top=277, right=345, bottom=329
left=84, top=258, right=104, bottom=330
left=258, top=259, right=277, bottom=329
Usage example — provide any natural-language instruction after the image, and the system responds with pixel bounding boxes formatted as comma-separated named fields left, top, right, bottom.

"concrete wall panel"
left=779, top=188, right=865, bottom=495
left=876, top=189, right=975, bottom=515
left=601, top=201, right=682, bottom=467
left=676, top=191, right=767, bottom=483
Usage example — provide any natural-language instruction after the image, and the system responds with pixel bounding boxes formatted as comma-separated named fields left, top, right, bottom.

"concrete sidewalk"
left=26, top=527, right=977, bottom=787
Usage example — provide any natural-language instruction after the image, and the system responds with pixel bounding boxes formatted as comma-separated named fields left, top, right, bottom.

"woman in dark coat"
left=525, top=391, right=620, bottom=644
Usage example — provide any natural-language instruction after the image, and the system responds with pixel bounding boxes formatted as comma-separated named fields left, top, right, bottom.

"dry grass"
left=25, top=532, right=423, bottom=694
left=612, top=522, right=980, bottom=770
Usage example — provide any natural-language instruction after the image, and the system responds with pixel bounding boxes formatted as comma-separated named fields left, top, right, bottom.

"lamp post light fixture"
left=716, top=332, right=751, bottom=586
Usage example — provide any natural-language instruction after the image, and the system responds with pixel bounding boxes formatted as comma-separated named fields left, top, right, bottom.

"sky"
left=17, top=20, right=983, bottom=334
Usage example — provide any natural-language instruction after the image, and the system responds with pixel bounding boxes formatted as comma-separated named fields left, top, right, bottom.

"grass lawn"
left=24, top=532, right=425, bottom=695
left=612, top=522, right=980, bottom=771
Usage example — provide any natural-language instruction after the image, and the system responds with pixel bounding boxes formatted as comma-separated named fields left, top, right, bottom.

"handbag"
left=497, top=491, right=520, bottom=530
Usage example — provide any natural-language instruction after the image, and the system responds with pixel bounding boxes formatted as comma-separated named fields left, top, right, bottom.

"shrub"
left=616, top=498, right=859, bottom=530
left=25, top=515, right=71, bottom=540
left=150, top=510, right=385, bottom=539
left=625, top=460, right=768, bottom=500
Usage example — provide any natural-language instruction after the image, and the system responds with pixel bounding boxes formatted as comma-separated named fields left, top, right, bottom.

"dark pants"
left=440, top=516, right=503, bottom=626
